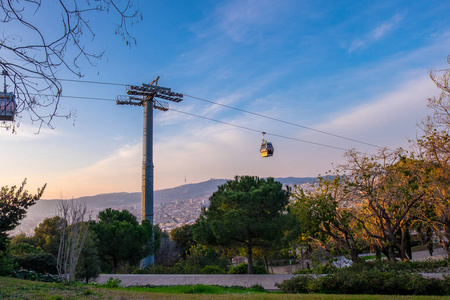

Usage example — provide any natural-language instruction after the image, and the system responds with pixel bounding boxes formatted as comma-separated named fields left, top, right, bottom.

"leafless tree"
left=423, top=55, right=450, bottom=133
left=0, top=0, right=141, bottom=132
left=56, top=199, right=90, bottom=283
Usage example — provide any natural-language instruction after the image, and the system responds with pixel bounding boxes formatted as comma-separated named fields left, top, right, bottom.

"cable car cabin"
left=260, top=141, right=274, bottom=157
left=0, top=93, right=16, bottom=121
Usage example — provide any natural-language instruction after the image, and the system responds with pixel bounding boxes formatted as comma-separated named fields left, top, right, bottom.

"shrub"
left=14, top=252, right=57, bottom=274
left=202, top=265, right=225, bottom=274
left=103, top=277, right=121, bottom=288
left=13, top=269, right=61, bottom=283
left=277, top=269, right=450, bottom=295
left=0, top=255, right=15, bottom=276
left=293, top=258, right=450, bottom=275
left=228, top=263, right=267, bottom=274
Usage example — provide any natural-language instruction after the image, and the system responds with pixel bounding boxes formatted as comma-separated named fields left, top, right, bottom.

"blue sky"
left=1, top=0, right=450, bottom=199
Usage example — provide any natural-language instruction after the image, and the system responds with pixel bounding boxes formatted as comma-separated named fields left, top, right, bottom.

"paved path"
left=96, top=274, right=294, bottom=290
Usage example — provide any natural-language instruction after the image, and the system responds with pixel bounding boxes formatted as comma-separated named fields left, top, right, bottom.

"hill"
left=12, top=177, right=317, bottom=235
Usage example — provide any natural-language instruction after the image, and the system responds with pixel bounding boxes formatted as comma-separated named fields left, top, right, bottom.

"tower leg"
left=141, top=97, right=154, bottom=268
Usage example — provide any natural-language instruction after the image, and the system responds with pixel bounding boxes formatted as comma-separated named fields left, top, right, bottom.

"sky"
left=1, top=0, right=450, bottom=199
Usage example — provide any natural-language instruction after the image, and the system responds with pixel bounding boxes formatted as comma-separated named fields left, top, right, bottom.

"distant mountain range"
left=13, top=177, right=318, bottom=235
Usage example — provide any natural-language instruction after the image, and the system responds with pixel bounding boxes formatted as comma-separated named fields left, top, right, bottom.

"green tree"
left=291, top=176, right=366, bottom=262
left=0, top=180, right=45, bottom=253
left=193, top=176, right=295, bottom=274
left=34, top=216, right=63, bottom=257
left=76, top=228, right=100, bottom=283
left=170, top=224, right=196, bottom=259
left=90, top=208, right=155, bottom=273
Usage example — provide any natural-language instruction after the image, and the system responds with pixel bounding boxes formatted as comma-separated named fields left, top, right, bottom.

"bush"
left=277, top=269, right=450, bottom=295
left=202, top=265, right=225, bottom=274
left=293, top=258, right=450, bottom=275
left=228, top=263, right=267, bottom=274
left=103, top=277, right=121, bottom=288
left=14, top=252, right=57, bottom=274
left=0, top=255, right=16, bottom=276
left=13, top=269, right=61, bottom=283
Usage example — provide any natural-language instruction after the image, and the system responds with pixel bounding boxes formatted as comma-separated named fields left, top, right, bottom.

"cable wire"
left=169, top=108, right=350, bottom=151
left=183, top=94, right=383, bottom=149
left=26, top=76, right=383, bottom=148
left=50, top=93, right=352, bottom=152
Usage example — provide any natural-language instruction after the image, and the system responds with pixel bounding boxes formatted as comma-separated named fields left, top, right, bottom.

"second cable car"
left=260, top=132, right=274, bottom=157
left=0, top=71, right=16, bottom=122
left=0, top=93, right=16, bottom=121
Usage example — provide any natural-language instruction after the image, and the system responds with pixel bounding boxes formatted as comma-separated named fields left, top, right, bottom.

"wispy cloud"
left=309, top=74, right=439, bottom=150
left=348, top=13, right=404, bottom=52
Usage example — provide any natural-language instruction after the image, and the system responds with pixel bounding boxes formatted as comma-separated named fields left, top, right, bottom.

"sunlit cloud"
left=309, top=74, right=439, bottom=150
left=348, top=13, right=404, bottom=52
left=44, top=143, right=142, bottom=199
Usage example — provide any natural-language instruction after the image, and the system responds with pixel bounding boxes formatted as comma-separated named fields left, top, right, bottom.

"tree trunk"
left=263, top=255, right=269, bottom=274
left=247, top=239, right=253, bottom=274
left=349, top=249, right=360, bottom=262
left=376, top=247, right=381, bottom=261
left=387, top=246, right=397, bottom=263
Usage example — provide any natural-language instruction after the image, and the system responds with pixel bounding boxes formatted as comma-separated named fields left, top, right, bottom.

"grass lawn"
left=1, top=277, right=450, bottom=299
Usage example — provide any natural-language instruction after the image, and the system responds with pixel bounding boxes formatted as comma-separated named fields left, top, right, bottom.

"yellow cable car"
left=260, top=132, right=274, bottom=157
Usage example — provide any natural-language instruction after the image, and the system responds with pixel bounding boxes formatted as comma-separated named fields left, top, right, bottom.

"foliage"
left=292, top=150, right=430, bottom=263
left=10, top=233, right=37, bottom=248
left=0, top=180, right=45, bottom=252
left=228, top=263, right=267, bottom=274
left=277, top=270, right=450, bottom=295
left=135, top=245, right=229, bottom=274
left=201, top=265, right=225, bottom=274
left=9, top=242, right=41, bottom=256
left=291, top=177, right=366, bottom=262
left=12, top=269, right=61, bottom=283
left=34, top=216, right=64, bottom=257
left=193, top=176, right=296, bottom=274
left=103, top=277, right=122, bottom=288
left=411, top=55, right=450, bottom=256
left=75, top=230, right=100, bottom=283
left=0, top=255, right=15, bottom=276
left=90, top=208, right=155, bottom=273
left=14, top=252, right=57, bottom=274
left=294, top=258, right=450, bottom=275
left=170, top=224, right=196, bottom=259
left=346, top=259, right=450, bottom=273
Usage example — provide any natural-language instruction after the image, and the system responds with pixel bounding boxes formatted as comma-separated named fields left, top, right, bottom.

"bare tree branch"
left=0, top=0, right=141, bottom=132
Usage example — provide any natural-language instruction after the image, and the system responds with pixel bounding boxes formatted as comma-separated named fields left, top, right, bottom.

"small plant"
left=202, top=265, right=225, bottom=274
left=103, top=277, right=121, bottom=288
left=228, top=263, right=267, bottom=274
